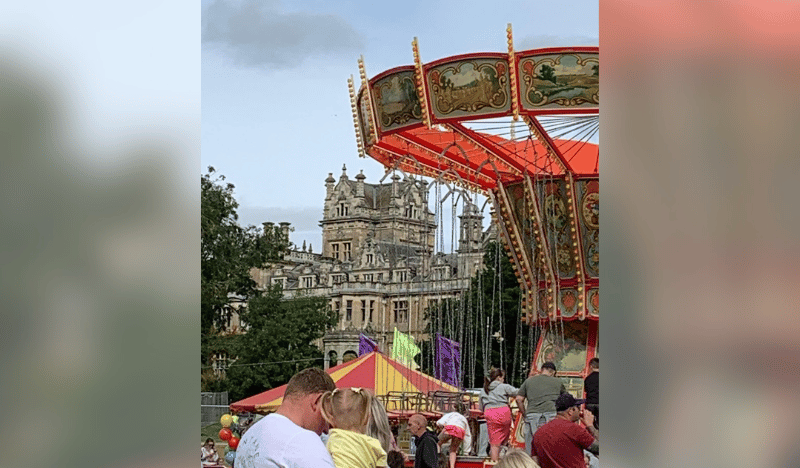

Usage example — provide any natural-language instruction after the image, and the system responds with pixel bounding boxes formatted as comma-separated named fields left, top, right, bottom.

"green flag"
left=392, top=327, right=420, bottom=369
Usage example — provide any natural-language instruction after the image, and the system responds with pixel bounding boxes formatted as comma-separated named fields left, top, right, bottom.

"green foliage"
left=201, top=167, right=290, bottom=363
left=538, top=64, right=557, bottom=84
left=200, top=167, right=339, bottom=400
left=221, top=287, right=339, bottom=401
left=592, top=64, right=599, bottom=77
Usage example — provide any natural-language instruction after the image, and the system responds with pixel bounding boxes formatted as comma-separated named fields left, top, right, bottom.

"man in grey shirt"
left=515, top=362, right=566, bottom=455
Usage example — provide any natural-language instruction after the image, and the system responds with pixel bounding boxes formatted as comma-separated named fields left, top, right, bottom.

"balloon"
left=220, top=414, right=233, bottom=427
left=231, top=415, right=239, bottom=424
left=228, top=436, right=240, bottom=450
left=219, top=427, right=232, bottom=441
left=225, top=450, right=236, bottom=465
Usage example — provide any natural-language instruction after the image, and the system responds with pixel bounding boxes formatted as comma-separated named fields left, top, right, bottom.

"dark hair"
left=205, top=438, right=214, bottom=445
left=387, top=450, right=405, bottom=468
left=454, top=400, right=467, bottom=415
left=541, top=361, right=557, bottom=372
left=483, top=367, right=505, bottom=394
left=589, top=357, right=599, bottom=368
left=284, top=367, right=336, bottom=399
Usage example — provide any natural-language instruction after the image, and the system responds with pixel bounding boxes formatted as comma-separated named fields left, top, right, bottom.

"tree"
left=222, top=287, right=338, bottom=401
left=201, top=167, right=289, bottom=362
left=537, top=64, right=557, bottom=84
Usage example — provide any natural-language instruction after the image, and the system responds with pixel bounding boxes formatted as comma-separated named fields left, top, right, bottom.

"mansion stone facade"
left=251, top=166, right=490, bottom=369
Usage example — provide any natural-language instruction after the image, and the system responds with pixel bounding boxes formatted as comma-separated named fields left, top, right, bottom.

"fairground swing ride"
left=347, top=25, right=598, bottom=464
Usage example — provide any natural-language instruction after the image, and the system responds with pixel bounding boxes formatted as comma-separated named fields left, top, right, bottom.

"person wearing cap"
left=515, top=362, right=566, bottom=455
left=531, top=393, right=599, bottom=468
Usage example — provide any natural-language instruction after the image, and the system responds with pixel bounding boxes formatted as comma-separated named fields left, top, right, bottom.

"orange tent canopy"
left=229, top=352, right=459, bottom=414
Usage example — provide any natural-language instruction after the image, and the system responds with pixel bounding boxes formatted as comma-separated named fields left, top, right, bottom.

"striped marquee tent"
left=229, top=351, right=459, bottom=414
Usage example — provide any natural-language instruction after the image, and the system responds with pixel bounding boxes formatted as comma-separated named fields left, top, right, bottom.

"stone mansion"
left=218, top=165, right=491, bottom=372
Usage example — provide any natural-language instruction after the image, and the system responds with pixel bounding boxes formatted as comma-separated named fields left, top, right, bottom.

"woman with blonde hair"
left=366, top=396, right=400, bottom=453
left=480, top=367, right=518, bottom=462
left=495, top=449, right=540, bottom=468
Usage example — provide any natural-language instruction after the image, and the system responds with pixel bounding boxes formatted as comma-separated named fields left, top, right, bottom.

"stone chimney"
left=340, top=164, right=349, bottom=182
left=279, top=222, right=292, bottom=246
left=391, top=173, right=400, bottom=198
left=355, top=170, right=366, bottom=198
left=325, top=173, right=335, bottom=199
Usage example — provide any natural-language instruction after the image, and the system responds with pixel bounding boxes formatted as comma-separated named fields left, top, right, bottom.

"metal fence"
left=201, top=392, right=229, bottom=427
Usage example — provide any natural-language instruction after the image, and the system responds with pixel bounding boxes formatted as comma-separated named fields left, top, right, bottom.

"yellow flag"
left=392, top=327, right=420, bottom=369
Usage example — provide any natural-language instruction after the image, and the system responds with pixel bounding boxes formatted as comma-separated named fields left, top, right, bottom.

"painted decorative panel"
left=574, top=180, right=599, bottom=278
left=537, top=289, right=551, bottom=319
left=537, top=321, right=589, bottom=372
left=559, top=288, right=579, bottom=318
left=518, top=52, right=599, bottom=110
left=426, top=57, right=511, bottom=120
left=504, top=181, right=535, bottom=268
left=538, top=180, right=576, bottom=279
left=586, top=288, right=599, bottom=317
left=357, top=87, right=375, bottom=146
left=371, top=69, right=423, bottom=133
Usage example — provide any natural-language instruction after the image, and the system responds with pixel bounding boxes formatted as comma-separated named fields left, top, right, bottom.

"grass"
left=202, top=422, right=223, bottom=442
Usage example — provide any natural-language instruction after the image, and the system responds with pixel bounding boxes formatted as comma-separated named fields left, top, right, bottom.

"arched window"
left=342, top=350, right=358, bottom=363
left=328, top=350, right=338, bottom=369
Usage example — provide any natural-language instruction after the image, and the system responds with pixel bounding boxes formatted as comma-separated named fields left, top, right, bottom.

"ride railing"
left=377, top=390, right=482, bottom=421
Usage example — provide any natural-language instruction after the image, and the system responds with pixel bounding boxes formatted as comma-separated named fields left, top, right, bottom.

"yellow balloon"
left=220, top=414, right=232, bottom=427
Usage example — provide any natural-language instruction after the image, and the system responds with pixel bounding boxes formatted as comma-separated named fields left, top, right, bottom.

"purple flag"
left=434, top=333, right=461, bottom=388
left=359, top=333, right=378, bottom=356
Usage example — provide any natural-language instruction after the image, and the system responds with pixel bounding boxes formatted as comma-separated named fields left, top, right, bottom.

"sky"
left=201, top=0, right=599, bottom=250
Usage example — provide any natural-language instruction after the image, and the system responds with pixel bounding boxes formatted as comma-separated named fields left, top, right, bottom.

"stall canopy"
left=229, top=351, right=459, bottom=414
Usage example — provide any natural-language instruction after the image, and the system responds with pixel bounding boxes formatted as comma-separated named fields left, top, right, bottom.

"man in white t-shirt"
left=236, top=367, right=338, bottom=468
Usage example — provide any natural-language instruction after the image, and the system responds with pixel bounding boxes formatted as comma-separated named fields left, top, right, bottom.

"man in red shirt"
left=531, top=393, right=599, bottom=468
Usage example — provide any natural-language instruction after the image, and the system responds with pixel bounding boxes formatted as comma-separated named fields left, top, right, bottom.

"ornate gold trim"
left=412, top=38, right=432, bottom=129
left=348, top=75, right=365, bottom=158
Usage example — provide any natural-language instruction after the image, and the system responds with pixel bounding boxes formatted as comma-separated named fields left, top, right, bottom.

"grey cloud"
left=518, top=34, right=598, bottom=50
left=203, top=0, right=364, bottom=68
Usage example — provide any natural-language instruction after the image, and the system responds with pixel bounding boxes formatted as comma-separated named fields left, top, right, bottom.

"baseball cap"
left=541, top=361, right=557, bottom=371
left=555, top=392, right=586, bottom=412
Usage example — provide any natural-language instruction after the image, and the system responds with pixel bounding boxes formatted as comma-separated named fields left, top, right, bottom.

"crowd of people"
left=208, top=359, right=599, bottom=468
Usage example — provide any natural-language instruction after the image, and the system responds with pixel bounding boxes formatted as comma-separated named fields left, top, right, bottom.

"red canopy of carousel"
left=369, top=125, right=598, bottom=194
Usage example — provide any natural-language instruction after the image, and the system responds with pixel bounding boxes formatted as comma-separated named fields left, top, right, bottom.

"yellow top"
left=326, top=428, right=388, bottom=468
